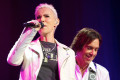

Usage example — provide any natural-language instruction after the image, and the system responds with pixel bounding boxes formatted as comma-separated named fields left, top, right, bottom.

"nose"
left=90, top=49, right=95, bottom=55
left=40, top=16, right=45, bottom=22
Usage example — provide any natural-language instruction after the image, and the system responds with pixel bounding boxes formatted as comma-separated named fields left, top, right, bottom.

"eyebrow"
left=86, top=45, right=99, bottom=49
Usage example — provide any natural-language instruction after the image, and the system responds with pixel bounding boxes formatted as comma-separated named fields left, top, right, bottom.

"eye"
left=95, top=48, right=99, bottom=52
left=44, top=14, right=49, bottom=18
left=37, top=15, right=41, bottom=19
left=87, top=46, right=92, bottom=50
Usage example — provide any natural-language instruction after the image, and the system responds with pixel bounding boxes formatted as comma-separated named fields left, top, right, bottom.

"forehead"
left=35, top=7, right=55, bottom=16
left=85, top=39, right=100, bottom=48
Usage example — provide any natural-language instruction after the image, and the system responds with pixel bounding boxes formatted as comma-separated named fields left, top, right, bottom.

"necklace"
left=42, top=43, right=56, bottom=53
left=40, top=41, right=57, bottom=59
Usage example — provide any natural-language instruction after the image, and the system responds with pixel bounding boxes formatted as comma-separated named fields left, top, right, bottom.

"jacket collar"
left=76, top=61, right=97, bottom=73
left=29, top=38, right=42, bottom=56
left=88, top=61, right=97, bottom=72
left=29, top=37, right=70, bottom=57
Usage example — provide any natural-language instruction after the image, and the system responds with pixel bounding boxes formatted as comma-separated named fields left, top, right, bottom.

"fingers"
left=27, top=20, right=41, bottom=31
left=27, top=20, right=40, bottom=27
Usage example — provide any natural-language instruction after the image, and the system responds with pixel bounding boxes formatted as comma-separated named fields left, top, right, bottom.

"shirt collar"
left=88, top=61, right=97, bottom=72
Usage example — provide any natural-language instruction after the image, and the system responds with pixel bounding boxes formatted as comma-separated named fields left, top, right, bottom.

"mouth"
left=86, top=54, right=93, bottom=61
left=42, top=25, right=46, bottom=28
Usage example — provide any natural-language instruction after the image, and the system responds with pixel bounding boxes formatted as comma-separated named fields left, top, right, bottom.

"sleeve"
left=104, top=71, right=110, bottom=80
left=7, top=27, right=37, bottom=66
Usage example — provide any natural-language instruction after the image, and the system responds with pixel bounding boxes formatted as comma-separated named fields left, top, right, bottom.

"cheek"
left=84, top=49, right=91, bottom=54
left=46, top=18, right=52, bottom=22
left=81, top=51, right=87, bottom=57
left=94, top=53, right=97, bottom=58
left=47, top=19, right=55, bottom=26
left=92, top=53, right=97, bottom=60
left=46, top=18, right=50, bottom=21
left=93, top=51, right=97, bottom=56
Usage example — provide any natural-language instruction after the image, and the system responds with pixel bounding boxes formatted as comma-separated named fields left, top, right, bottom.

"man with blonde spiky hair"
left=7, top=3, right=76, bottom=80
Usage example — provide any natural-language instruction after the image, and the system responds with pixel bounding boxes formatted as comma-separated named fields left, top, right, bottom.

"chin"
left=85, top=60, right=92, bottom=65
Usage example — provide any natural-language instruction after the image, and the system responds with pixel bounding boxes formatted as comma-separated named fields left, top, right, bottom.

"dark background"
left=0, top=0, right=120, bottom=80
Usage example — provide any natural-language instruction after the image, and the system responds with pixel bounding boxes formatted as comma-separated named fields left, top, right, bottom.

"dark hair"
left=70, top=28, right=102, bottom=53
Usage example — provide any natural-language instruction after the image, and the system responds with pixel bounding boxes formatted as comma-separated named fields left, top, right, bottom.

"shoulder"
left=60, top=42, right=74, bottom=52
left=95, top=63, right=110, bottom=78
left=96, top=63, right=109, bottom=72
left=56, top=40, right=75, bottom=54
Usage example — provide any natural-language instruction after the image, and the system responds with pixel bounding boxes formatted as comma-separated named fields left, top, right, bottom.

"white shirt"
left=75, top=61, right=110, bottom=80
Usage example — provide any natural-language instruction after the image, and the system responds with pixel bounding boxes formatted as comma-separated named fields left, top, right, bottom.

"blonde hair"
left=35, top=3, right=58, bottom=18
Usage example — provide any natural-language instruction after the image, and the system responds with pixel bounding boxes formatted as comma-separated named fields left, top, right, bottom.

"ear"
left=54, top=18, right=60, bottom=27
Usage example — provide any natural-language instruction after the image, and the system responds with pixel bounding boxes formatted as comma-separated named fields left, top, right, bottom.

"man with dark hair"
left=70, top=28, right=110, bottom=80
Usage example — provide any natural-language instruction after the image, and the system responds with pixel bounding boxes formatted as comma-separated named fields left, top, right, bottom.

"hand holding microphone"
left=23, top=20, right=44, bottom=29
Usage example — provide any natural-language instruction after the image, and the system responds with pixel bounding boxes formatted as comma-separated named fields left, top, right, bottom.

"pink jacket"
left=7, top=28, right=76, bottom=80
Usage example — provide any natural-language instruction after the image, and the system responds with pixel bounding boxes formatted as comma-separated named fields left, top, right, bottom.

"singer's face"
left=76, top=39, right=99, bottom=65
left=35, top=7, right=59, bottom=35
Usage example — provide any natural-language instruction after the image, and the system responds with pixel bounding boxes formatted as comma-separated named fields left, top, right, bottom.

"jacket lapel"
left=57, top=44, right=70, bottom=71
left=29, top=38, right=43, bottom=56
left=29, top=39, right=44, bottom=76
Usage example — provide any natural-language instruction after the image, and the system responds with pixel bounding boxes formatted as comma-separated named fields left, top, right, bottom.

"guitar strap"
left=88, top=62, right=97, bottom=80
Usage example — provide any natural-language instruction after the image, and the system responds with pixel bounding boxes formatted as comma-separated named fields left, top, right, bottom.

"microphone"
left=23, top=22, right=44, bottom=28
